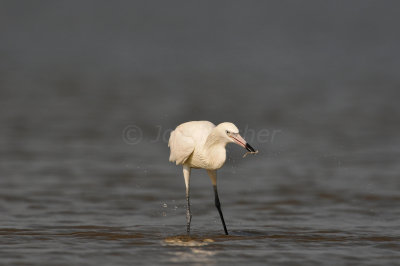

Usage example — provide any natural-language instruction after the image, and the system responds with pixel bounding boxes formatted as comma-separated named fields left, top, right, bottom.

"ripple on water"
left=163, top=235, right=215, bottom=246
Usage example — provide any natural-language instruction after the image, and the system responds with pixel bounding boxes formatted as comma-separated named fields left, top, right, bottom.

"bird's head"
left=216, top=122, right=256, bottom=152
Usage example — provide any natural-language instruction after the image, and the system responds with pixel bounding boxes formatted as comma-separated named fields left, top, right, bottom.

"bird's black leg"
left=207, top=170, right=229, bottom=235
left=183, top=165, right=192, bottom=235
left=213, top=185, right=228, bottom=235
left=186, top=190, right=192, bottom=234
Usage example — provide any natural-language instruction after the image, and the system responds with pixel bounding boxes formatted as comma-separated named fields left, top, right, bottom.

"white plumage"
left=168, top=121, right=214, bottom=166
left=168, top=120, right=256, bottom=235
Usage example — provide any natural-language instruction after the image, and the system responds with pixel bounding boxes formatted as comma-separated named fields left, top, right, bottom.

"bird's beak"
left=245, top=142, right=256, bottom=152
left=231, top=134, right=256, bottom=152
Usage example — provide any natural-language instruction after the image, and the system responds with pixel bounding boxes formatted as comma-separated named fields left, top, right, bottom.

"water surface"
left=1, top=1, right=400, bottom=265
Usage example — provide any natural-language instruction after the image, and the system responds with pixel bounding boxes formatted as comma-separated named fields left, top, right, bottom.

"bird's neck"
left=203, top=130, right=227, bottom=169
left=205, top=130, right=224, bottom=148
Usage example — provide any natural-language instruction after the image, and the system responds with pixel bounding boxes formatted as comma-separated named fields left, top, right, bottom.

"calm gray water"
left=1, top=1, right=400, bottom=265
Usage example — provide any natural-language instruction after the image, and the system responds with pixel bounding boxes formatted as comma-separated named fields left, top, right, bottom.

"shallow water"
left=1, top=134, right=399, bottom=265
left=1, top=1, right=400, bottom=265
left=2, top=225, right=399, bottom=265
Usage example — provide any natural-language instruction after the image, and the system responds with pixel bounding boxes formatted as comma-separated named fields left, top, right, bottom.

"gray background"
left=1, top=1, right=399, bottom=265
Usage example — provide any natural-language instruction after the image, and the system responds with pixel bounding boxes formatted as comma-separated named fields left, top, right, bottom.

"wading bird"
left=168, top=121, right=256, bottom=235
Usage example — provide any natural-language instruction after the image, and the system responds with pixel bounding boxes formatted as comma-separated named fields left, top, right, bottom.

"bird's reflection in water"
left=163, top=235, right=215, bottom=246
left=164, top=235, right=217, bottom=264
left=168, top=248, right=217, bottom=264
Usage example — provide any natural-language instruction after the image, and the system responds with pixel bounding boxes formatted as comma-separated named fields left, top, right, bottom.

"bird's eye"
left=226, top=130, right=230, bottom=134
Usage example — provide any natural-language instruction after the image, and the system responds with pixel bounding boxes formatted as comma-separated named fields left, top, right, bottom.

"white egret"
left=168, top=121, right=256, bottom=235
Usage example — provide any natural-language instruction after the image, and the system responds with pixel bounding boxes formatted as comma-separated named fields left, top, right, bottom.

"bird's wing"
left=168, top=128, right=195, bottom=165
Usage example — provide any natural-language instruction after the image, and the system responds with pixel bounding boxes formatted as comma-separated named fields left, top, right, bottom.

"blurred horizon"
left=0, top=2, right=399, bottom=264
left=1, top=1, right=400, bottom=171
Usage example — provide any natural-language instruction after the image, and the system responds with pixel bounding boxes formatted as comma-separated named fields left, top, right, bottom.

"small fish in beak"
left=230, top=133, right=258, bottom=158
